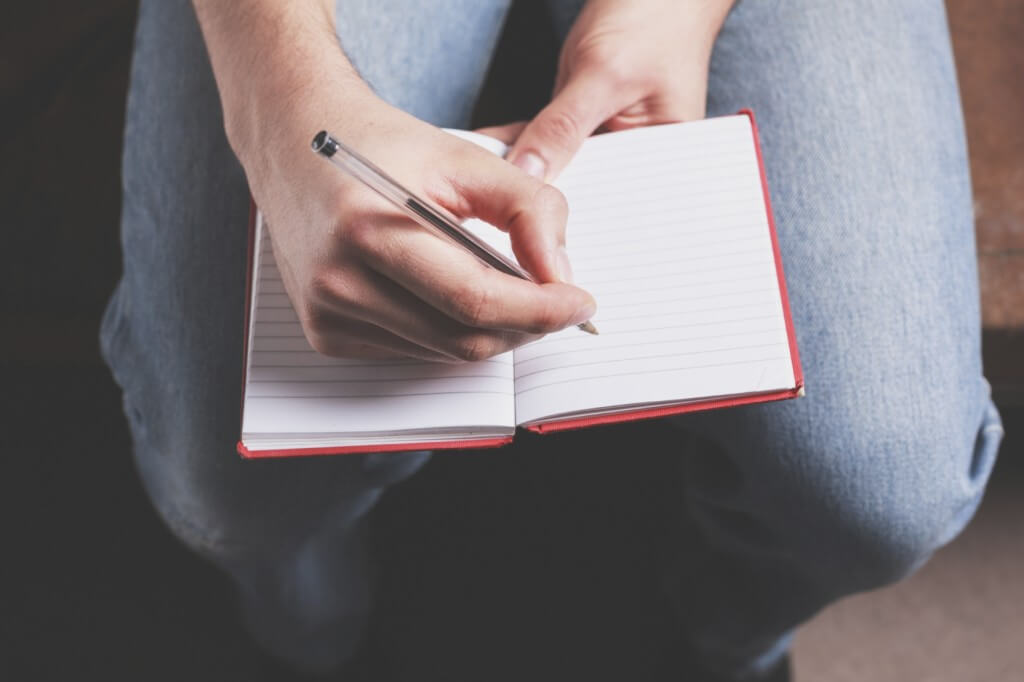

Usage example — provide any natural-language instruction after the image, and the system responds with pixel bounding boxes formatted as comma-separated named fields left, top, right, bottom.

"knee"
left=137, top=453, right=388, bottom=566
left=787, top=404, right=1000, bottom=594
left=128, top=410, right=398, bottom=565
left=809, top=484, right=955, bottom=592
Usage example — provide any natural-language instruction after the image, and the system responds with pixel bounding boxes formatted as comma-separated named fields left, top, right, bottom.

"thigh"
left=675, top=0, right=999, bottom=551
left=334, top=0, right=512, bottom=126
left=101, top=0, right=511, bottom=561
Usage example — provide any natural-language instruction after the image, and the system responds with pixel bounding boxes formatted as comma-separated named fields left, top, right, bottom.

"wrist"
left=227, top=64, right=378, bottom=173
left=686, top=0, right=736, bottom=49
left=193, top=1, right=378, bottom=166
left=223, top=43, right=378, bottom=165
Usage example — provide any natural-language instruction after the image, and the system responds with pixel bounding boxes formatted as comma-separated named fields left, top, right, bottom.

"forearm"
left=192, top=0, right=374, bottom=165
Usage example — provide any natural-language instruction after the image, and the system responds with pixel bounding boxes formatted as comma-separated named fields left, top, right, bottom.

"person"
left=100, top=0, right=1003, bottom=679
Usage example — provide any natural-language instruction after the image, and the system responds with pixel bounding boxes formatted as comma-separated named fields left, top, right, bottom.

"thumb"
left=449, top=152, right=575, bottom=284
left=507, top=70, right=622, bottom=181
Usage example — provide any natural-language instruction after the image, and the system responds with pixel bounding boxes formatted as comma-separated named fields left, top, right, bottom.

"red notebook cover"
left=237, top=110, right=803, bottom=458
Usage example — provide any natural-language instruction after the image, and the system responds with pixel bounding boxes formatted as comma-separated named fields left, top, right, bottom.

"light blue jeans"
left=101, top=0, right=1003, bottom=677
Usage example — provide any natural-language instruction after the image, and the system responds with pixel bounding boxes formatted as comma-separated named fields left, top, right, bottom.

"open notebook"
left=238, top=111, right=803, bottom=458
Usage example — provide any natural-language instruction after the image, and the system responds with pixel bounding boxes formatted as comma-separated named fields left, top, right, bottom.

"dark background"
left=3, top=2, right=1022, bottom=680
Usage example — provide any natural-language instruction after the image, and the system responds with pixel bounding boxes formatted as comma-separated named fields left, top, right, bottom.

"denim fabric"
left=101, top=0, right=1002, bottom=677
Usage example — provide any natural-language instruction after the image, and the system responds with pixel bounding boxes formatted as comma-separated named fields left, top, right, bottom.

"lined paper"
left=513, top=116, right=795, bottom=425
left=241, top=215, right=515, bottom=450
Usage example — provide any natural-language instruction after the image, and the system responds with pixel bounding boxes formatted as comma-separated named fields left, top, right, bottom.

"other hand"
left=507, top=0, right=734, bottom=181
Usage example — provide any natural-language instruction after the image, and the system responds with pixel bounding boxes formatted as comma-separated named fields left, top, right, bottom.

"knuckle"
left=298, top=299, right=339, bottom=342
left=308, top=271, right=335, bottom=303
left=539, top=108, right=582, bottom=148
left=341, top=215, right=378, bottom=254
left=578, top=44, right=629, bottom=83
left=534, top=184, right=569, bottom=222
left=451, top=283, right=494, bottom=327
left=308, top=268, right=360, bottom=311
left=600, top=58, right=632, bottom=89
left=577, top=41, right=616, bottom=68
left=450, top=334, right=498, bottom=363
left=301, top=311, right=362, bottom=359
left=304, top=326, right=337, bottom=357
left=308, top=270, right=343, bottom=305
left=528, top=299, right=565, bottom=334
left=301, top=303, right=331, bottom=336
left=448, top=140, right=484, bottom=168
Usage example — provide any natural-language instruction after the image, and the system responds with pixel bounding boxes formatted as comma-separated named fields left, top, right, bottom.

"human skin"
left=192, top=0, right=733, bottom=362
left=505, top=0, right=734, bottom=180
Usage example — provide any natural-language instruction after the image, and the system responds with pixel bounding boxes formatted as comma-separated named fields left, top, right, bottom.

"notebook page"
left=513, top=115, right=795, bottom=425
left=241, top=215, right=515, bottom=451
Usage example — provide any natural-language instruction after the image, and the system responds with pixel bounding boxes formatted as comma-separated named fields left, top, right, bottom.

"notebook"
left=238, top=111, right=803, bottom=458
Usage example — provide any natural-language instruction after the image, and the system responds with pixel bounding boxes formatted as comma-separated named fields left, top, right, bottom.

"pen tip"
left=577, top=321, right=599, bottom=335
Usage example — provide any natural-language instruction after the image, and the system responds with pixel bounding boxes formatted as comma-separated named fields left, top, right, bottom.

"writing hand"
left=195, top=1, right=597, bottom=362
left=256, top=98, right=595, bottom=362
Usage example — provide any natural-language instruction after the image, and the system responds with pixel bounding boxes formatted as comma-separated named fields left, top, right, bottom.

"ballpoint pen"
left=311, top=130, right=598, bottom=335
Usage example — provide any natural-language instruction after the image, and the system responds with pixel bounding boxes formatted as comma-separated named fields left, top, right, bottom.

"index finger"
left=360, top=221, right=596, bottom=334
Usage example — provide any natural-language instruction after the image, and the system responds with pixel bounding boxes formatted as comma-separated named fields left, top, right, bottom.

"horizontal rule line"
left=247, top=390, right=513, bottom=399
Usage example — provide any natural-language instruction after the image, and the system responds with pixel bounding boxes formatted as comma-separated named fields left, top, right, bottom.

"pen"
left=311, top=130, right=597, bottom=335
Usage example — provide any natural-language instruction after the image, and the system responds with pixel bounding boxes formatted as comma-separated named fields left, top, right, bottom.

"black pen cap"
left=311, top=131, right=338, bottom=157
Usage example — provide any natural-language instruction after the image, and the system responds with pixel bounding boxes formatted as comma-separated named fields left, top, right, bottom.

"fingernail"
left=512, top=152, right=546, bottom=180
left=573, top=300, right=598, bottom=326
left=555, top=245, right=575, bottom=283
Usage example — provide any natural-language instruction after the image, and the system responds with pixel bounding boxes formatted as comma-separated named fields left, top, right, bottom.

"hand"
left=507, top=0, right=734, bottom=181
left=194, top=0, right=595, bottom=362
left=239, top=91, right=595, bottom=363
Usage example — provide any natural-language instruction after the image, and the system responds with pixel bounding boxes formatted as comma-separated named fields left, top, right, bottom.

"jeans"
left=101, top=0, right=1003, bottom=677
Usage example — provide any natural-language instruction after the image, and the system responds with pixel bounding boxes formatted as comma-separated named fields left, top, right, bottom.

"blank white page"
left=513, top=115, right=796, bottom=425
left=241, top=215, right=515, bottom=451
